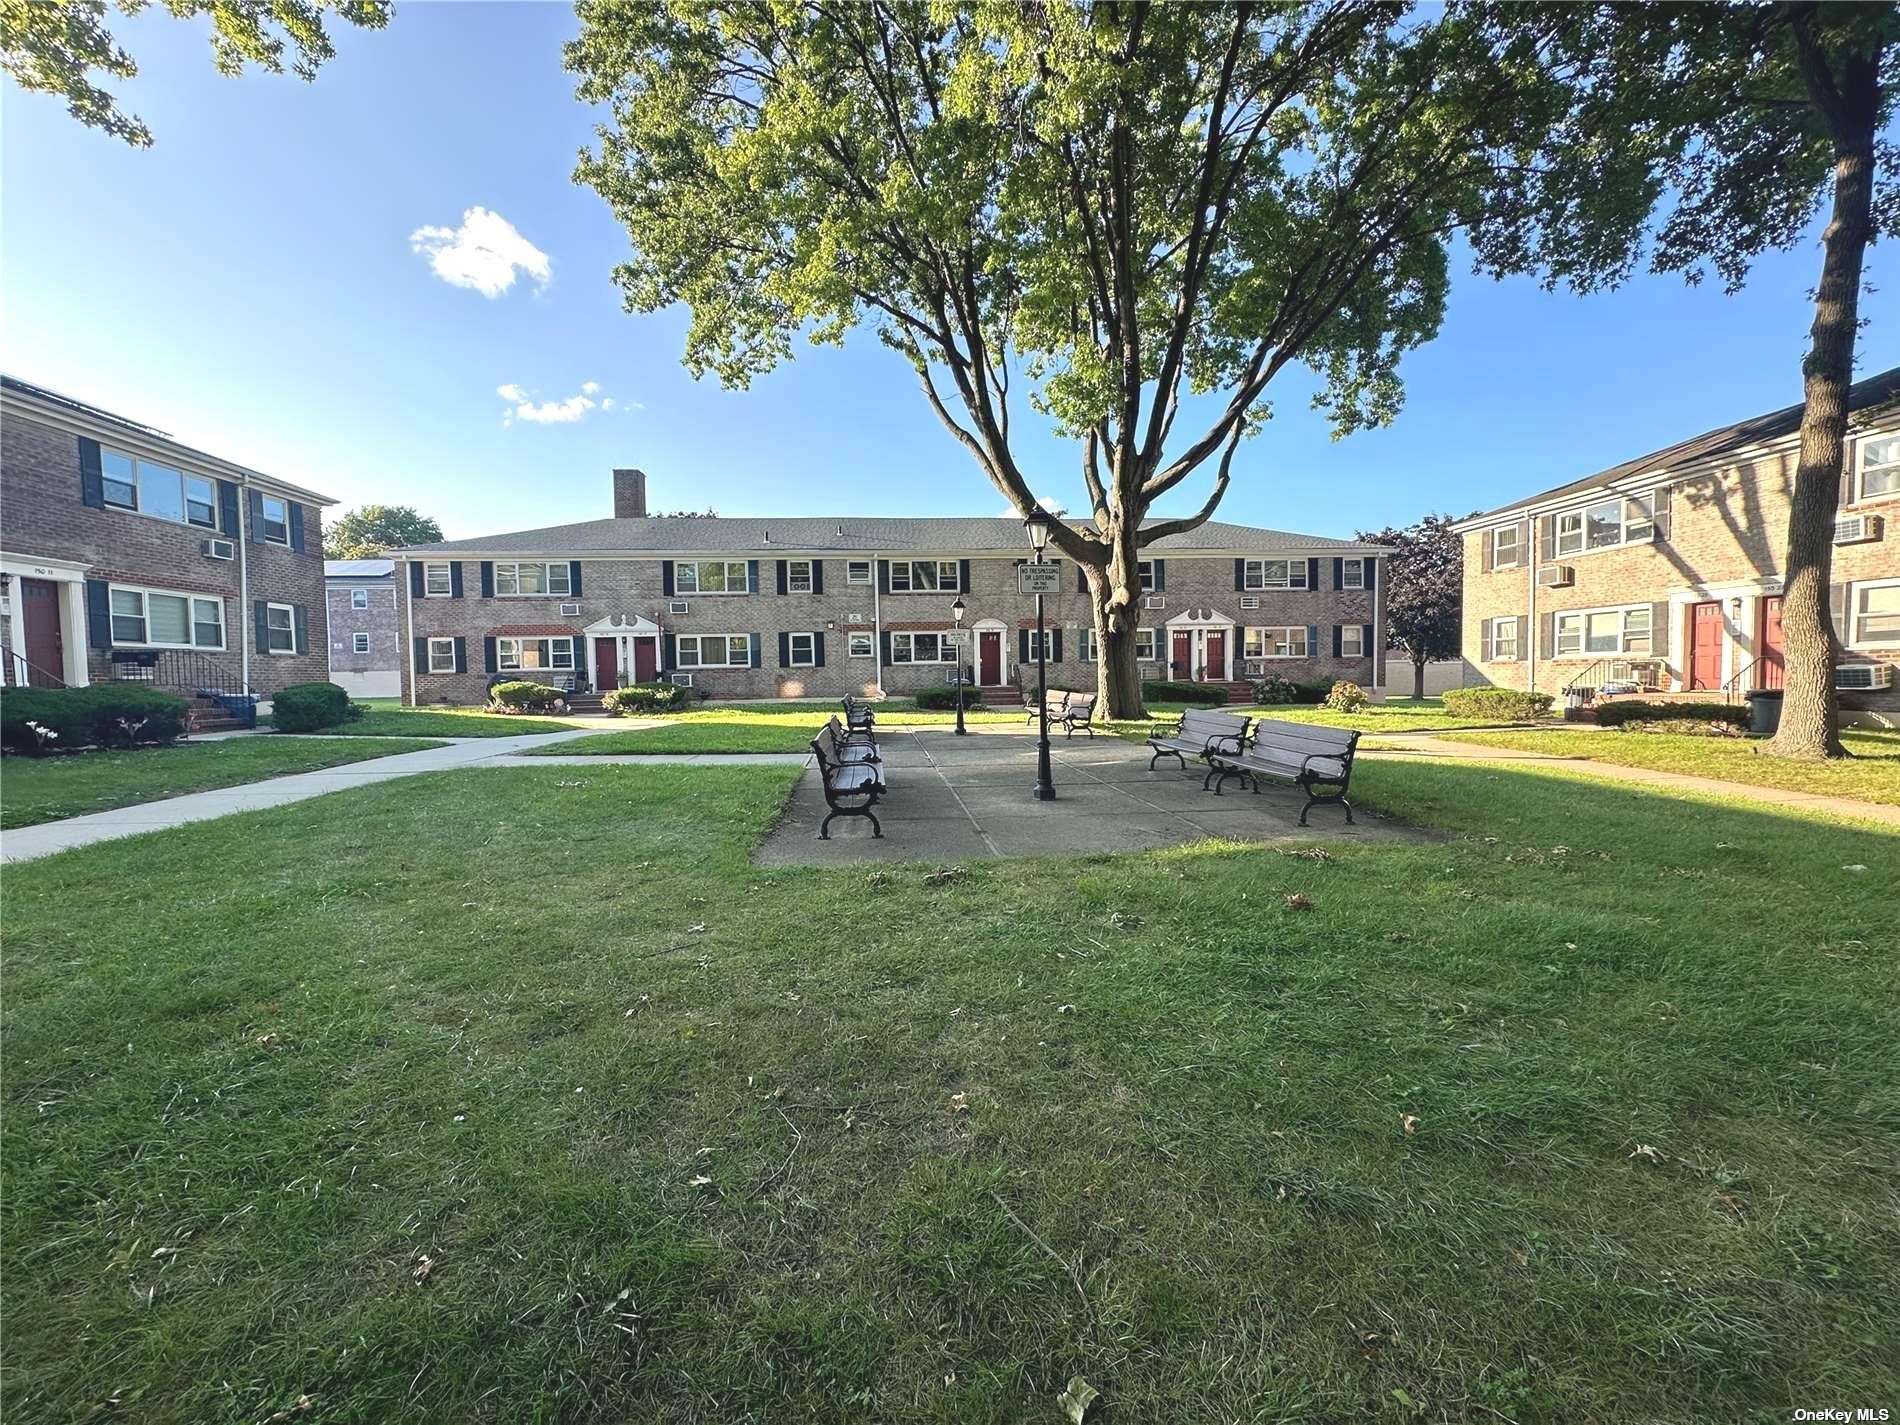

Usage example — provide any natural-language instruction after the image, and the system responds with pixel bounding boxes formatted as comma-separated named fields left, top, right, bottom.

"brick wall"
left=325, top=579, right=401, bottom=675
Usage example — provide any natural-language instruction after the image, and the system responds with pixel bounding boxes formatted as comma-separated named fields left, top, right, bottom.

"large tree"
left=1, top=0, right=389, bottom=147
left=324, top=503, right=442, bottom=559
left=1360, top=514, right=1464, bottom=702
left=1470, top=3, right=1898, bottom=758
left=567, top=1, right=1599, bottom=717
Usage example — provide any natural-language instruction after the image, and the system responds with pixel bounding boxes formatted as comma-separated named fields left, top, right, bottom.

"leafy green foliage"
left=602, top=681, right=688, bottom=716
left=1140, top=679, right=1226, bottom=706
left=1440, top=686, right=1554, bottom=722
left=1595, top=699, right=1750, bottom=730
left=486, top=680, right=567, bottom=713
left=0, top=684, right=187, bottom=751
left=323, top=504, right=445, bottom=559
left=1322, top=680, right=1368, bottom=713
left=269, top=681, right=357, bottom=733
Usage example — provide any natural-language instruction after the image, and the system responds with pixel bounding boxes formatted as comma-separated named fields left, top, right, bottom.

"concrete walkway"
left=1364, top=734, right=1900, bottom=829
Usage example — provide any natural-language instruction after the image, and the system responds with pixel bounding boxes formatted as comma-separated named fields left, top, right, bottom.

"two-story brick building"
left=1, top=377, right=336, bottom=717
left=1456, top=367, right=1900, bottom=722
left=324, top=559, right=401, bottom=699
left=395, top=470, right=1388, bottom=705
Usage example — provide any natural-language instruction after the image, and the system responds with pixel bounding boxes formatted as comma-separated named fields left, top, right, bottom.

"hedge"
left=0, top=684, right=189, bottom=752
left=488, top=680, right=568, bottom=713
left=914, top=685, right=989, bottom=711
left=1593, top=699, right=1749, bottom=730
left=1440, top=687, right=1555, bottom=722
left=271, top=682, right=358, bottom=733
left=602, top=682, right=686, bottom=716
left=1142, top=679, right=1227, bottom=706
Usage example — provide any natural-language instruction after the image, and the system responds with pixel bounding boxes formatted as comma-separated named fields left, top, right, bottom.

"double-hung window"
left=352, top=632, right=371, bottom=654
left=264, top=602, right=296, bottom=654
left=259, top=495, right=291, bottom=546
left=427, top=637, right=457, bottom=673
left=675, top=634, right=748, bottom=668
left=1492, top=524, right=1523, bottom=568
left=786, top=560, right=814, bottom=593
left=1245, top=626, right=1308, bottom=658
left=1134, top=628, right=1156, bottom=660
left=423, top=562, right=453, bottom=597
left=1340, top=624, right=1366, bottom=656
left=1492, top=616, right=1521, bottom=661
left=889, top=631, right=955, bottom=663
left=675, top=561, right=749, bottom=594
left=351, top=588, right=369, bottom=609
left=1851, top=580, right=1900, bottom=647
left=1858, top=436, right=1899, bottom=501
left=848, top=631, right=875, bottom=658
left=1555, top=605, right=1651, bottom=656
left=494, top=562, right=571, bottom=596
left=108, top=585, right=226, bottom=650
left=1136, top=560, right=1156, bottom=592
left=1077, top=628, right=1096, bottom=661
left=1025, top=629, right=1052, bottom=660
left=1241, top=559, right=1308, bottom=591
left=1078, top=628, right=1155, bottom=660
left=98, top=448, right=220, bottom=530
left=888, top=560, right=959, bottom=593
left=1339, top=560, right=1366, bottom=590
left=1556, top=495, right=1654, bottom=555
left=846, top=560, right=873, bottom=586
left=787, top=632, right=817, bottom=666
left=497, top=636, right=576, bottom=671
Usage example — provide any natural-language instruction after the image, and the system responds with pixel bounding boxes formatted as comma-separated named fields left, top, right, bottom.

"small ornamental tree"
left=1359, top=514, right=1464, bottom=701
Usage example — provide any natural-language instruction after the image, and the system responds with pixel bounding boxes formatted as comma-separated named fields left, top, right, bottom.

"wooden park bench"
left=1147, top=707, right=1250, bottom=775
left=1056, top=691, right=1097, bottom=738
left=1204, top=717, right=1360, bottom=825
left=841, top=693, right=877, bottom=735
left=809, top=725, right=885, bottom=840
left=818, top=715, right=880, bottom=767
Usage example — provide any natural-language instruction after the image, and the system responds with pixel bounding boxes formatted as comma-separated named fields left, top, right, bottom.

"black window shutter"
left=1364, top=557, right=1376, bottom=591
left=1362, top=623, right=1374, bottom=656
left=1153, top=559, right=1166, bottom=591
left=1305, top=623, right=1319, bottom=655
left=1332, top=624, right=1343, bottom=657
left=814, top=632, right=826, bottom=667
left=483, top=637, right=498, bottom=673
left=778, top=631, right=791, bottom=666
left=1307, top=557, right=1319, bottom=591
left=407, top=562, right=421, bottom=597
left=749, top=633, right=761, bottom=668
left=248, top=489, right=267, bottom=543
left=776, top=560, right=788, bottom=595
left=413, top=637, right=429, bottom=673
left=569, top=561, right=584, bottom=596
left=450, top=562, right=464, bottom=598
left=480, top=561, right=494, bottom=597
left=79, top=437, right=105, bottom=507
left=253, top=600, right=270, bottom=654
left=1051, top=629, right=1063, bottom=663
left=878, top=560, right=890, bottom=594
left=1234, top=558, right=1246, bottom=591
left=747, top=560, right=760, bottom=594
left=663, top=633, right=677, bottom=670
left=85, top=578, right=112, bottom=647
left=958, top=559, right=971, bottom=592
left=661, top=560, right=674, bottom=596
left=1332, top=557, right=1344, bottom=590
left=292, top=604, right=308, bottom=655
left=1019, top=629, right=1030, bottom=663
left=879, top=631, right=892, bottom=664
left=216, top=479, right=239, bottom=536
left=289, top=503, right=305, bottom=552
left=812, top=560, right=825, bottom=595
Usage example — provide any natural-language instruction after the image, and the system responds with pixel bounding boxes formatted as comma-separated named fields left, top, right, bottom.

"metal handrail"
left=110, top=648, right=247, bottom=696
left=1720, top=657, right=1761, bottom=703
left=3, top=650, right=68, bottom=688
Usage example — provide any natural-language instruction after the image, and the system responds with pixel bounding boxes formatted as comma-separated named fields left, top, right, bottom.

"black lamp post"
left=1024, top=509, right=1057, bottom=801
left=951, top=596, right=968, bottom=735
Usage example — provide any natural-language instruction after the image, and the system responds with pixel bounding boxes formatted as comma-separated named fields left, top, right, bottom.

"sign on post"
left=1017, top=562, right=1062, bottom=596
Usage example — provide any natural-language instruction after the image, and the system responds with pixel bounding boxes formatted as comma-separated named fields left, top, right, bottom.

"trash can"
left=1745, top=689, right=1783, bottom=736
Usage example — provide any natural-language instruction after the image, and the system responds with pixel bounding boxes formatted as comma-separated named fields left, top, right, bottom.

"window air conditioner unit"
left=1835, top=663, right=1894, bottom=691
left=1239, top=595, right=1260, bottom=610
left=669, top=673, right=694, bottom=688
left=559, top=601, right=581, bottom=616
left=1537, top=564, right=1574, bottom=588
left=1143, top=594, right=1165, bottom=609
left=1834, top=513, right=1883, bottom=545
left=668, top=599, right=690, bottom=615
left=201, top=537, right=235, bottom=561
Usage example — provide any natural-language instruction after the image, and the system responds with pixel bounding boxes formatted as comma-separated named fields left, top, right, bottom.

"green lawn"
left=537, top=704, right=1023, bottom=755
left=1105, top=695, right=1541, bottom=744
left=4, top=759, right=1896, bottom=1421
left=0, top=736, right=443, bottom=829
left=1446, top=727, right=1900, bottom=807
left=303, top=699, right=576, bottom=738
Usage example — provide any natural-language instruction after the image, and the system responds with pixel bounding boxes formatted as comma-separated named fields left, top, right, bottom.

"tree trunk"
left=1770, top=51, right=1877, bottom=759
left=1089, top=522, right=1147, bottom=719
left=1411, top=654, right=1427, bottom=701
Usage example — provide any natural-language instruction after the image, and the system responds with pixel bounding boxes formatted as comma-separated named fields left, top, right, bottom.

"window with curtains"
left=889, top=631, right=956, bottom=663
left=1241, top=559, right=1307, bottom=590
left=1492, top=617, right=1521, bottom=660
left=1244, top=626, right=1308, bottom=658
left=108, top=585, right=225, bottom=649
left=497, top=636, right=576, bottom=671
left=887, top=560, right=959, bottom=592
left=1555, top=605, right=1652, bottom=656
left=1340, top=625, right=1365, bottom=656
left=494, top=562, right=571, bottom=596
left=675, top=634, right=749, bottom=668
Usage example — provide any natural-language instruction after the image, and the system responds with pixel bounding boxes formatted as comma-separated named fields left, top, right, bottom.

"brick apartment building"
left=1457, top=368, right=1900, bottom=722
left=0, top=377, right=335, bottom=714
left=395, top=470, right=1389, bottom=705
left=324, top=558, right=401, bottom=699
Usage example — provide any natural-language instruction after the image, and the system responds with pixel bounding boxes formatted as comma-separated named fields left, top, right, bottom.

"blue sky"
left=4, top=3, right=1893, bottom=542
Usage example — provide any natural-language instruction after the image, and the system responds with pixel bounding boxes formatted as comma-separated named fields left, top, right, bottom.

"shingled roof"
left=397, top=516, right=1382, bottom=558
left=1461, top=365, right=1900, bottom=527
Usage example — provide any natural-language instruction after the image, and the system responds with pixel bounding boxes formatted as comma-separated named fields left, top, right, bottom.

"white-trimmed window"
left=1492, top=524, right=1523, bottom=568
left=264, top=602, right=296, bottom=654
left=1555, top=604, right=1652, bottom=656
left=1339, top=560, right=1366, bottom=590
left=1137, top=560, right=1156, bottom=592
left=99, top=448, right=220, bottom=530
left=1078, top=628, right=1156, bottom=661
left=787, top=631, right=817, bottom=666
left=848, top=631, right=875, bottom=658
left=888, top=560, right=959, bottom=593
left=1078, top=628, right=1097, bottom=661
left=423, top=562, right=453, bottom=596
left=498, top=636, right=577, bottom=671
left=846, top=560, right=873, bottom=586
left=1858, top=436, right=1899, bottom=501
left=259, top=495, right=291, bottom=546
left=1025, top=629, right=1053, bottom=660
left=1245, top=626, right=1308, bottom=658
left=1241, top=559, right=1308, bottom=591
left=1341, top=624, right=1365, bottom=656
left=786, top=560, right=814, bottom=593
left=889, top=631, right=956, bottom=663
left=350, top=588, right=369, bottom=609
left=675, top=633, right=748, bottom=668
left=675, top=560, right=750, bottom=594
left=427, top=637, right=456, bottom=673
left=1555, top=495, right=1654, bottom=556
left=1849, top=580, right=1900, bottom=647
left=108, top=584, right=226, bottom=650
left=352, top=632, right=371, bottom=654
left=1493, top=616, right=1521, bottom=661
left=494, top=562, right=572, bottom=597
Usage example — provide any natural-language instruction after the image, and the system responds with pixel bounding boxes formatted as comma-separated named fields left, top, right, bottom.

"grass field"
left=536, top=704, right=1024, bottom=755
left=4, top=757, right=1896, bottom=1421
left=298, top=699, right=576, bottom=738
left=1448, top=727, right=1900, bottom=806
left=0, top=737, right=443, bottom=828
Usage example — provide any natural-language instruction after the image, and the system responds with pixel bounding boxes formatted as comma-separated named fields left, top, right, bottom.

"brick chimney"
left=613, top=468, right=648, bottom=518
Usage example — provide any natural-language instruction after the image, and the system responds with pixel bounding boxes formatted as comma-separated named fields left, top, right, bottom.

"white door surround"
left=971, top=617, right=1008, bottom=686
left=582, top=613, right=663, bottom=687
left=1164, top=607, right=1236, bottom=681
left=1, top=552, right=93, bottom=687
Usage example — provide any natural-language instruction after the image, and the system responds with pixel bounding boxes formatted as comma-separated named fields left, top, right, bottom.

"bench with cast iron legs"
left=1147, top=708, right=1250, bottom=774
left=1057, top=691, right=1097, bottom=738
left=1204, top=716, right=1359, bottom=825
left=841, top=693, right=877, bottom=735
left=818, top=714, right=880, bottom=767
left=810, top=725, right=885, bottom=839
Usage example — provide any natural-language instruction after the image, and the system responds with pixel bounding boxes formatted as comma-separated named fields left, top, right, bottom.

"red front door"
left=633, top=637, right=657, bottom=683
left=594, top=637, right=619, bottom=690
left=19, top=578, right=64, bottom=686
left=1172, top=631, right=1193, bottom=680
left=1758, top=596, right=1785, bottom=690
left=1203, top=631, right=1225, bottom=681
left=978, top=629, right=1001, bottom=686
left=1689, top=601, right=1724, bottom=690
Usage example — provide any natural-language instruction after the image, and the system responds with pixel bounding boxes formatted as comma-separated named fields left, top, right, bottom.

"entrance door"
left=978, top=629, right=1002, bottom=686
left=1758, top=596, right=1786, bottom=690
left=632, top=637, right=657, bottom=683
left=19, top=578, right=64, bottom=687
left=1203, top=630, right=1226, bottom=682
left=594, top=637, right=619, bottom=690
left=1688, top=600, right=1724, bottom=690
left=1171, top=631, right=1193, bottom=680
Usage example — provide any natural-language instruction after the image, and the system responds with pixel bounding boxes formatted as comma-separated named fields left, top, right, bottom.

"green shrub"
left=1441, top=686, right=1556, bottom=722
left=1143, top=679, right=1227, bottom=706
left=271, top=682, right=358, bottom=733
left=0, top=684, right=189, bottom=752
left=487, top=680, right=567, bottom=713
left=914, top=685, right=989, bottom=711
left=1594, top=699, right=1748, bottom=730
left=1250, top=673, right=1299, bottom=705
left=602, top=682, right=684, bottom=716
left=1323, top=680, right=1369, bottom=713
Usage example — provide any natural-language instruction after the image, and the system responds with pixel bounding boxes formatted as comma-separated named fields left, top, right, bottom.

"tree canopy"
left=323, top=504, right=442, bottom=559
left=1359, top=513, right=1464, bottom=699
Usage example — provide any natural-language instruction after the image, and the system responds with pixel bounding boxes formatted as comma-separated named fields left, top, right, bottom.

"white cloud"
left=581, top=380, right=600, bottom=395
left=410, top=207, right=551, bottom=298
left=497, top=381, right=613, bottom=426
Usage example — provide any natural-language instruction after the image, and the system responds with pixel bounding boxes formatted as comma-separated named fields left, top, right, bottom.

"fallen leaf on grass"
left=254, top=1032, right=281, bottom=1050
left=1842, top=864, right=1868, bottom=873
left=1057, top=1375, right=1100, bottom=1423
left=411, top=1255, right=433, bottom=1286
left=261, top=1395, right=315, bottom=1424
left=1400, top=1114, right=1421, bottom=1136
left=1714, top=1190, right=1747, bottom=1219
left=1629, top=1143, right=1666, bottom=1164
left=688, top=1175, right=713, bottom=1188
left=1283, top=893, right=1313, bottom=911
left=948, top=1092, right=969, bottom=1114
left=923, top=865, right=967, bottom=885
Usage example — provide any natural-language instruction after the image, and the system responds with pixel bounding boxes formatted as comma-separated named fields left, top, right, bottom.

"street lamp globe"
left=1023, top=507, right=1053, bottom=553
left=951, top=596, right=966, bottom=625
